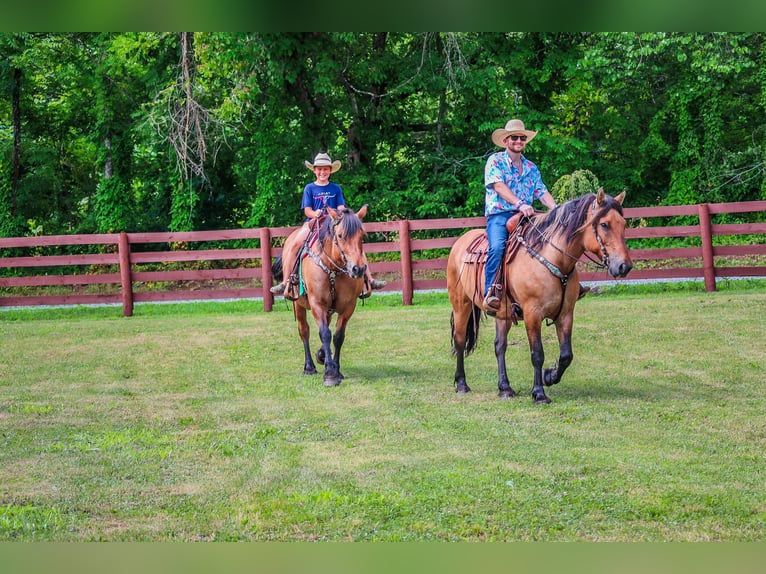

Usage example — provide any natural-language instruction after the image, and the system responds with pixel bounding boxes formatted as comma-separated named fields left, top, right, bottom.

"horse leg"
left=525, top=317, right=550, bottom=404
left=315, top=315, right=342, bottom=387
left=493, top=318, right=516, bottom=398
left=544, top=315, right=574, bottom=387
left=295, top=305, right=317, bottom=375
left=450, top=306, right=473, bottom=394
left=331, top=314, right=350, bottom=381
left=315, top=311, right=332, bottom=366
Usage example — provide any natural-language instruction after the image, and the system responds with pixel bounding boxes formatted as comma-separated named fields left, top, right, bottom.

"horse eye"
left=600, top=222, right=609, bottom=231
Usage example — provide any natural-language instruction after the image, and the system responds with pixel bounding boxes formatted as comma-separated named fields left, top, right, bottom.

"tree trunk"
left=11, top=66, right=21, bottom=216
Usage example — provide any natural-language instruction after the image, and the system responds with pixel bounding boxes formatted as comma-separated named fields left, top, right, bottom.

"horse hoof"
left=304, top=368, right=317, bottom=375
left=543, top=368, right=559, bottom=386
left=533, top=395, right=552, bottom=405
left=498, top=388, right=516, bottom=398
left=455, top=383, right=471, bottom=394
left=323, top=377, right=342, bottom=387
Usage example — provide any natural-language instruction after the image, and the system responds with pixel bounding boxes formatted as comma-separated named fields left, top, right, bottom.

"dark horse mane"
left=523, top=192, right=624, bottom=251
left=316, top=208, right=365, bottom=243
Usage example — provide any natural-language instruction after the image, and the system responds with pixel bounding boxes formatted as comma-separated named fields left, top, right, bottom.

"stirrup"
left=284, top=285, right=299, bottom=301
left=482, top=293, right=501, bottom=312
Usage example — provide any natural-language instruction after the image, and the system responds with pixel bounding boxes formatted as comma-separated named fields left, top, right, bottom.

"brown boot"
left=482, top=293, right=501, bottom=314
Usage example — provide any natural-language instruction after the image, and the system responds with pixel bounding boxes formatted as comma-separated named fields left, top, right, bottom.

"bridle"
left=590, top=198, right=612, bottom=268
left=514, top=197, right=616, bottom=321
left=305, top=214, right=362, bottom=308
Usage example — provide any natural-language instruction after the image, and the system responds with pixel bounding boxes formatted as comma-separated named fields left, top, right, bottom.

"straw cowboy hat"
left=491, top=119, right=538, bottom=147
left=305, top=152, right=341, bottom=173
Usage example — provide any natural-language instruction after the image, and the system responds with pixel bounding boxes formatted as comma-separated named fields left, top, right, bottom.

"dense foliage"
left=2, top=32, right=765, bottom=237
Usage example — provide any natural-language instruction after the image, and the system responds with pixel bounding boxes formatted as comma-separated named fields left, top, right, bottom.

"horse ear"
left=326, top=206, right=339, bottom=219
left=596, top=187, right=606, bottom=204
left=614, top=190, right=626, bottom=205
left=356, top=204, right=368, bottom=220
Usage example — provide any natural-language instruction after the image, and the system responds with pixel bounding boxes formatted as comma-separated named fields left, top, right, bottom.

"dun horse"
left=274, top=206, right=368, bottom=386
left=447, top=189, right=633, bottom=404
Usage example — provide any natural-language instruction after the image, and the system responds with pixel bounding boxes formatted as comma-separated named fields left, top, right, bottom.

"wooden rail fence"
left=1, top=200, right=765, bottom=316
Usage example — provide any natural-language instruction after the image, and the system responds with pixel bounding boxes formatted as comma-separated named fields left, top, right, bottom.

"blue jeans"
left=484, top=212, right=514, bottom=297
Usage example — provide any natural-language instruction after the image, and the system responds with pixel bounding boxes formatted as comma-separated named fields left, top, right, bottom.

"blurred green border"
left=3, top=0, right=766, bottom=31
left=3, top=0, right=765, bottom=569
left=2, top=542, right=766, bottom=574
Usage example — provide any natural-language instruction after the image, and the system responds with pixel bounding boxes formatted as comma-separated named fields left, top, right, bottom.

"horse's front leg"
left=331, top=314, right=351, bottom=381
left=295, top=305, right=317, bottom=375
left=316, top=316, right=342, bottom=387
left=525, top=318, right=550, bottom=404
left=544, top=315, right=574, bottom=387
left=494, top=318, right=516, bottom=398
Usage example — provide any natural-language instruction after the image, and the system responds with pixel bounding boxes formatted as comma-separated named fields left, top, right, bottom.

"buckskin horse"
left=274, top=206, right=369, bottom=386
left=447, top=189, right=633, bottom=404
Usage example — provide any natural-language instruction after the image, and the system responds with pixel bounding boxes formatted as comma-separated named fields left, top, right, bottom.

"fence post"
left=118, top=232, right=134, bottom=317
left=399, top=219, right=413, bottom=306
left=698, top=203, right=716, bottom=292
left=260, top=227, right=274, bottom=312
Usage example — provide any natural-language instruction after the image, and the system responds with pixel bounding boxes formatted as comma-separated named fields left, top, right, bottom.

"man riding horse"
left=482, top=119, right=588, bottom=314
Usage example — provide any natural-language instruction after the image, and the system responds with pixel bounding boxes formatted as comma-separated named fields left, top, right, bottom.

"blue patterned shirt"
left=484, top=150, right=547, bottom=216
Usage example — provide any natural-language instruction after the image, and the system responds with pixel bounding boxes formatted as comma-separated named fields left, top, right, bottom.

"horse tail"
left=271, top=256, right=283, bottom=282
left=451, top=303, right=482, bottom=357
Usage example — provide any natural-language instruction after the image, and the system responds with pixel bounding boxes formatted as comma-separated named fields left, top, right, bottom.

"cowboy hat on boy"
left=304, top=152, right=342, bottom=173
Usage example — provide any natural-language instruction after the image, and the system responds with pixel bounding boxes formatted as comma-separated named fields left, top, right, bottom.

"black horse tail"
left=271, top=256, right=283, bottom=282
left=450, top=304, right=482, bottom=357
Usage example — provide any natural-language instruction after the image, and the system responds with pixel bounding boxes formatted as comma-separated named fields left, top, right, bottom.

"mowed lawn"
left=1, top=286, right=765, bottom=541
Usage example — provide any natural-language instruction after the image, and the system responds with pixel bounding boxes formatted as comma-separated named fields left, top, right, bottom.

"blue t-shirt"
left=484, top=151, right=547, bottom=216
left=301, top=182, right=346, bottom=219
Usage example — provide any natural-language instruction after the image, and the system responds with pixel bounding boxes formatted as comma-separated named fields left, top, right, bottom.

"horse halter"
left=306, top=215, right=349, bottom=274
left=327, top=215, right=355, bottom=274
left=590, top=198, right=611, bottom=268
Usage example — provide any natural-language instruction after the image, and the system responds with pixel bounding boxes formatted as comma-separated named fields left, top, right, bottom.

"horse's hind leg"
left=450, top=305, right=473, bottom=394
left=295, top=306, right=317, bottom=375
left=493, top=318, right=516, bottom=398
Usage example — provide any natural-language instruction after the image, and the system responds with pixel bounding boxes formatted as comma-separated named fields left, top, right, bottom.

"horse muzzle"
left=608, top=258, right=633, bottom=278
left=348, top=263, right=367, bottom=279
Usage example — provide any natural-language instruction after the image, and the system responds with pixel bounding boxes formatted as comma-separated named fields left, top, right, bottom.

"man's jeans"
left=484, top=211, right=514, bottom=297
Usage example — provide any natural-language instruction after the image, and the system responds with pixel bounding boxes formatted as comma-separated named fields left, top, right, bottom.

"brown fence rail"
left=2, top=200, right=765, bottom=316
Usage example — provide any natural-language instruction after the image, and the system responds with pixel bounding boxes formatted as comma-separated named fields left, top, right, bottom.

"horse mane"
left=317, top=208, right=365, bottom=243
left=524, top=192, right=624, bottom=251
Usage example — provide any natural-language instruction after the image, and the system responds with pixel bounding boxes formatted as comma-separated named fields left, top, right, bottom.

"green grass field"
left=1, top=282, right=765, bottom=541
